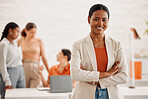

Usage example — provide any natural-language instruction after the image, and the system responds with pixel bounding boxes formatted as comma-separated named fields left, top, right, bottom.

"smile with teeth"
left=96, top=27, right=103, bottom=30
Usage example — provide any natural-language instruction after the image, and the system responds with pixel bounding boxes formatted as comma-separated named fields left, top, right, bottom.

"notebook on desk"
left=50, top=75, right=72, bottom=93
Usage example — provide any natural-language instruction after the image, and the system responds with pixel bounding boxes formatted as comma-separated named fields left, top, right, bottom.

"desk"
left=5, top=88, right=71, bottom=99
left=4, top=86, right=148, bottom=99
left=119, top=86, right=148, bottom=99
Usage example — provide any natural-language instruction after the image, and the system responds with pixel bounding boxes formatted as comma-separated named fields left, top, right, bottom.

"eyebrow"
left=94, top=17, right=107, bottom=19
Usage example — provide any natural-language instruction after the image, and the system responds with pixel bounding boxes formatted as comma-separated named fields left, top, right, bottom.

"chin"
left=13, top=37, right=17, bottom=40
left=31, top=37, right=35, bottom=39
left=94, top=32, right=104, bottom=35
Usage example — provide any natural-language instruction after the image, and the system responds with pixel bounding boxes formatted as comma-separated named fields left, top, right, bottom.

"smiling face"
left=88, top=10, right=109, bottom=35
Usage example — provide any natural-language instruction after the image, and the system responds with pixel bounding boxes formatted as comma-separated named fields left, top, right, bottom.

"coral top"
left=47, top=63, right=70, bottom=83
left=94, top=47, right=108, bottom=72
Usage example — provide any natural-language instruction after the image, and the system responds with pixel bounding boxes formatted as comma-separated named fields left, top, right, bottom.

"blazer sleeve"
left=99, top=42, right=128, bottom=88
left=70, top=42, right=100, bottom=82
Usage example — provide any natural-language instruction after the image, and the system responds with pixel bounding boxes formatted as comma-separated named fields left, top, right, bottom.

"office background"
left=0, top=0, right=148, bottom=80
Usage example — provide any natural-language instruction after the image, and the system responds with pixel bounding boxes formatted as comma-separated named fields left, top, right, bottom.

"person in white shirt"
left=0, top=22, right=25, bottom=90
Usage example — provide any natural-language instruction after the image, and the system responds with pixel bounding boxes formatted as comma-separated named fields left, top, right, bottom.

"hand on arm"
left=38, top=66, right=48, bottom=87
left=98, top=42, right=128, bottom=88
left=99, top=61, right=121, bottom=79
left=81, top=61, right=121, bottom=85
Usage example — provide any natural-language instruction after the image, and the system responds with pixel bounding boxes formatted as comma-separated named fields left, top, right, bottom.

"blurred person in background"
left=39, top=49, right=75, bottom=87
left=17, top=22, right=50, bottom=88
left=0, top=22, right=25, bottom=90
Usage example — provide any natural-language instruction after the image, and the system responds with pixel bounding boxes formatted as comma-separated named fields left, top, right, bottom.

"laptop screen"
left=50, top=75, right=72, bottom=93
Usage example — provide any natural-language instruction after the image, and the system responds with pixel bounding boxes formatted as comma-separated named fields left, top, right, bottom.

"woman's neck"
left=7, top=36, right=13, bottom=44
left=25, top=36, right=35, bottom=41
left=90, top=32, right=105, bottom=42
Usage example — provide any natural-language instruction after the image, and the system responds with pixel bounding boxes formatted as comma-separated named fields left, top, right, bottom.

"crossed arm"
left=70, top=42, right=128, bottom=88
left=81, top=61, right=121, bottom=85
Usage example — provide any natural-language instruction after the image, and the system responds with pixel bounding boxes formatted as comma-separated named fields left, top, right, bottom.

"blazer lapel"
left=85, top=35, right=97, bottom=71
left=105, top=35, right=113, bottom=71
left=84, top=34, right=113, bottom=71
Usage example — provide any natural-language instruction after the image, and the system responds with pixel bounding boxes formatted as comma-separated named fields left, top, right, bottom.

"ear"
left=8, top=28, right=12, bottom=33
left=24, top=29, right=28, bottom=35
left=25, top=29, right=27, bottom=33
left=64, top=56, right=68, bottom=61
left=88, top=16, right=90, bottom=24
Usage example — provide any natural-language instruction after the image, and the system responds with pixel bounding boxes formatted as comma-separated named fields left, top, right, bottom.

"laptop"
left=50, top=75, right=72, bottom=93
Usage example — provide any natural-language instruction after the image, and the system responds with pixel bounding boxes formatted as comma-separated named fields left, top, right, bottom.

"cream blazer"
left=70, top=34, right=128, bottom=99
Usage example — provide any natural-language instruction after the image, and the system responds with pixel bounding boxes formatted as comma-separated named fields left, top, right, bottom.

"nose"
left=98, top=20, right=103, bottom=26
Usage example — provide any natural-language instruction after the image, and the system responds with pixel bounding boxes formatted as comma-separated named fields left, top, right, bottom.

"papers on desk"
left=36, top=87, right=50, bottom=91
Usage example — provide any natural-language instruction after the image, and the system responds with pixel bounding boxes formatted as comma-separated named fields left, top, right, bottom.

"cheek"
left=31, top=33, right=36, bottom=37
left=104, top=22, right=108, bottom=26
left=33, top=34, right=36, bottom=36
left=57, top=55, right=61, bottom=59
left=16, top=32, right=19, bottom=36
left=12, top=33, right=18, bottom=39
left=90, top=23, right=95, bottom=27
left=103, top=23, right=108, bottom=30
left=14, top=33, right=18, bottom=37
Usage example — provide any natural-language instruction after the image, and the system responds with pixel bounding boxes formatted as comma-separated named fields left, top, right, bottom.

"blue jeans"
left=95, top=86, right=109, bottom=99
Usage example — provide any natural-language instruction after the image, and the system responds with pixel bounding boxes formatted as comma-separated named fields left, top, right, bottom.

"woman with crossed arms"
left=70, top=4, right=128, bottom=99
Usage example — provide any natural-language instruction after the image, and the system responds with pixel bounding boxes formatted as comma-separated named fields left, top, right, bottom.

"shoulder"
left=50, top=64, right=58, bottom=69
left=17, top=37, right=24, bottom=44
left=107, top=35, right=119, bottom=42
left=18, top=37, right=25, bottom=42
left=0, top=42, right=8, bottom=53
left=49, top=64, right=58, bottom=73
left=106, top=35, right=123, bottom=51
left=0, top=42, right=7, bottom=48
left=66, top=63, right=70, bottom=69
left=35, top=38, right=43, bottom=44
left=106, top=35, right=121, bottom=45
left=0, top=39, right=9, bottom=49
left=36, top=37, right=42, bottom=41
left=34, top=38, right=44, bottom=48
